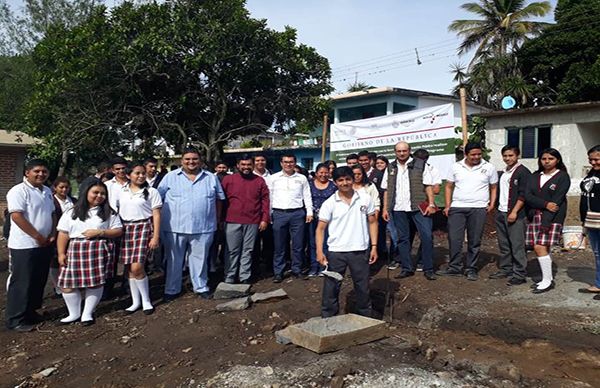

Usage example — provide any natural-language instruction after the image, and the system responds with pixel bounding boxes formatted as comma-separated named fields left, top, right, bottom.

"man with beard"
left=221, top=155, right=270, bottom=284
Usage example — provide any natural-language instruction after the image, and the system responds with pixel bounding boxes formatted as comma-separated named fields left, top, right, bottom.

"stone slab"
left=213, top=282, right=252, bottom=299
left=250, top=288, right=288, bottom=303
left=216, top=297, right=251, bottom=311
left=275, top=327, right=293, bottom=345
left=283, top=314, right=387, bottom=354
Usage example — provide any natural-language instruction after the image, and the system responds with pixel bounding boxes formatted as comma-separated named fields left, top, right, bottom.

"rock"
left=275, top=327, right=292, bottom=345
left=250, top=288, right=288, bottom=303
left=489, top=362, right=522, bottom=383
left=330, top=376, right=344, bottom=388
left=249, top=339, right=259, bottom=345
left=182, top=347, right=192, bottom=353
left=333, top=366, right=353, bottom=377
left=425, top=347, right=437, bottom=362
left=270, top=312, right=280, bottom=319
left=262, top=366, right=274, bottom=375
left=417, top=306, right=444, bottom=330
left=120, top=336, right=131, bottom=344
left=32, top=367, right=57, bottom=379
left=213, top=282, right=252, bottom=299
left=216, top=297, right=251, bottom=311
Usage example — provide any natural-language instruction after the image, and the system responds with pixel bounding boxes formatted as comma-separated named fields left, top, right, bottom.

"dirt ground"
left=1, top=230, right=599, bottom=388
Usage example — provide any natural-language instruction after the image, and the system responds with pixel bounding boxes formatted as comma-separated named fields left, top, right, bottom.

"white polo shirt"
left=57, top=207, right=123, bottom=238
left=380, top=157, right=435, bottom=211
left=114, top=185, right=162, bottom=221
left=105, top=177, right=128, bottom=210
left=498, top=163, right=520, bottom=212
left=318, top=190, right=375, bottom=252
left=267, top=171, right=313, bottom=216
left=7, top=179, right=55, bottom=249
left=449, top=160, right=498, bottom=208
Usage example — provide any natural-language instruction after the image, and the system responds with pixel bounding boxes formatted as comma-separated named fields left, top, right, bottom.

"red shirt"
left=221, top=173, right=270, bottom=225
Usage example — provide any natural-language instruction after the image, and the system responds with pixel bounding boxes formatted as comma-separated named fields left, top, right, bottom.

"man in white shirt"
left=5, top=159, right=56, bottom=332
left=144, top=157, right=162, bottom=189
left=266, top=154, right=313, bottom=283
left=382, top=142, right=437, bottom=280
left=316, top=166, right=378, bottom=317
left=440, top=143, right=498, bottom=281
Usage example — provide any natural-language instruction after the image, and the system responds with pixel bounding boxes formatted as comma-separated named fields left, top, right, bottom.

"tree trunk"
left=57, top=149, right=69, bottom=177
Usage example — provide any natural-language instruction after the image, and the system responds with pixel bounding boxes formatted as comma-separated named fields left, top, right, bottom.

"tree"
left=346, top=81, right=375, bottom=93
left=449, top=0, right=552, bottom=67
left=25, top=0, right=332, bottom=172
left=518, top=0, right=600, bottom=105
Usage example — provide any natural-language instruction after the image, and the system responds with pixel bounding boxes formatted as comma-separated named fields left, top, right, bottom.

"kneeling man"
left=316, top=166, right=378, bottom=318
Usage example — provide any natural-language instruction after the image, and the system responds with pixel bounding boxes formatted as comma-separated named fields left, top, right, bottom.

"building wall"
left=0, top=146, right=26, bottom=221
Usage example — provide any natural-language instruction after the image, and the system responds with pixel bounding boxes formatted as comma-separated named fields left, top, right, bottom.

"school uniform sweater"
left=580, top=169, right=600, bottom=227
left=497, top=164, right=532, bottom=218
left=525, top=169, right=571, bottom=228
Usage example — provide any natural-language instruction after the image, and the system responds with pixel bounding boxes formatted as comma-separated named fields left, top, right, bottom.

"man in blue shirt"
left=157, top=148, right=225, bottom=301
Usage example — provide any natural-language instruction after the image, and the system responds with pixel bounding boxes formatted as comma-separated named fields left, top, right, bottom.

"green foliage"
left=454, top=116, right=491, bottom=160
left=518, top=0, right=600, bottom=105
left=0, top=55, right=34, bottom=131
left=346, top=81, right=375, bottom=93
left=23, top=0, right=332, bottom=172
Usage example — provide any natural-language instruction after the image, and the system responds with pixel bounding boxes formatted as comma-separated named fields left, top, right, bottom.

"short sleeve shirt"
left=114, top=185, right=162, bottom=221
left=449, top=160, right=499, bottom=208
left=57, top=207, right=123, bottom=238
left=7, top=180, right=55, bottom=249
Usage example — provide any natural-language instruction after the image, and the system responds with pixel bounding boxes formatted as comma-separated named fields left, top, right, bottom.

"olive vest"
left=386, top=158, right=427, bottom=212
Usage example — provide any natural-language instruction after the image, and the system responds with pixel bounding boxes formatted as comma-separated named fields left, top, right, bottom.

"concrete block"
left=275, top=327, right=293, bottom=345
left=213, top=282, right=252, bottom=299
left=250, top=288, right=288, bottom=303
left=216, top=297, right=251, bottom=311
left=283, top=314, right=387, bottom=353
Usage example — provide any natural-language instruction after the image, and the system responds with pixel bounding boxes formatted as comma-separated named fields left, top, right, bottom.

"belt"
left=272, top=208, right=303, bottom=213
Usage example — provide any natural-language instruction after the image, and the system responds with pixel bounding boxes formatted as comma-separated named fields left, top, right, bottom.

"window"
left=301, top=158, right=314, bottom=171
left=506, top=125, right=551, bottom=158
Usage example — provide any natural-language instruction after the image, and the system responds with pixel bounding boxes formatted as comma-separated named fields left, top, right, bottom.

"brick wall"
left=0, top=146, right=25, bottom=223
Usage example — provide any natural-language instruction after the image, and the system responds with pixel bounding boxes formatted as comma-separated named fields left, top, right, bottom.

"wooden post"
left=459, top=87, right=468, bottom=147
left=321, top=113, right=328, bottom=162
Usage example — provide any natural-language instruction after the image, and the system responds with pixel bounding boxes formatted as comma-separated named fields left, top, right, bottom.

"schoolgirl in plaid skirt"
left=524, top=148, right=570, bottom=294
left=114, top=163, right=162, bottom=315
left=56, top=180, right=123, bottom=325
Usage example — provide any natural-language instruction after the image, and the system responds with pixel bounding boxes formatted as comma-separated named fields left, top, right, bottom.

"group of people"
left=4, top=142, right=600, bottom=332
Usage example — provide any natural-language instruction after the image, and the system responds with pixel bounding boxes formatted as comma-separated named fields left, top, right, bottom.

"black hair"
left=325, top=160, right=337, bottom=169
left=501, top=145, right=521, bottom=155
left=350, top=164, right=370, bottom=186
left=143, top=157, right=158, bottom=165
left=368, top=152, right=377, bottom=161
left=52, top=176, right=70, bottom=188
left=537, top=148, right=567, bottom=174
left=280, top=153, right=296, bottom=162
left=253, top=153, right=267, bottom=161
left=72, top=179, right=112, bottom=222
left=413, top=148, right=430, bottom=161
left=182, top=147, right=202, bottom=158
left=111, top=157, right=128, bottom=168
left=237, top=154, right=253, bottom=164
left=332, top=166, right=353, bottom=181
left=345, top=153, right=359, bottom=163
left=376, top=155, right=389, bottom=167
left=215, top=160, right=228, bottom=167
left=587, top=145, right=600, bottom=155
left=314, top=163, right=329, bottom=172
left=464, top=142, right=483, bottom=154
left=294, top=165, right=309, bottom=178
left=357, top=150, right=371, bottom=159
left=100, top=172, right=115, bottom=181
left=25, top=158, right=48, bottom=172
left=126, top=162, right=150, bottom=200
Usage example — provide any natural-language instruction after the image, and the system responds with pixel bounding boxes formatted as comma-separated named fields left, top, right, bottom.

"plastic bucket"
left=562, top=226, right=585, bottom=250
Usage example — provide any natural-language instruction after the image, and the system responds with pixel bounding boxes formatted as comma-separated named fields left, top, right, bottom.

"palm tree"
left=449, top=0, right=552, bottom=66
left=346, top=81, right=375, bottom=93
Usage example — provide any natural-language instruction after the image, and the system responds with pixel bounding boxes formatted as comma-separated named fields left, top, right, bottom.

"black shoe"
left=81, top=319, right=95, bottom=327
left=57, top=318, right=79, bottom=326
left=240, top=279, right=252, bottom=285
left=488, top=271, right=510, bottom=279
left=424, top=271, right=436, bottom=281
left=163, top=293, right=179, bottom=303
left=436, top=269, right=463, bottom=277
left=198, top=292, right=212, bottom=300
left=272, top=274, right=283, bottom=283
left=507, top=277, right=526, bottom=286
left=25, top=311, right=44, bottom=324
left=123, top=309, right=138, bottom=316
left=12, top=324, right=34, bottom=332
left=292, top=273, right=308, bottom=280
left=593, top=294, right=600, bottom=301
left=466, top=271, right=479, bottom=281
left=143, top=307, right=155, bottom=315
left=395, top=271, right=415, bottom=279
left=531, top=281, right=555, bottom=294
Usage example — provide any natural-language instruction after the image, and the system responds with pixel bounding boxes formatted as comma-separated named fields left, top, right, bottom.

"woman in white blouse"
left=56, top=180, right=123, bottom=326
left=351, top=164, right=381, bottom=219
left=114, top=162, right=162, bottom=315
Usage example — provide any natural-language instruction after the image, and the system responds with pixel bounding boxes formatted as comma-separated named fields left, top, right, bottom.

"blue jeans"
left=272, top=209, right=306, bottom=276
left=308, top=218, right=328, bottom=274
left=392, top=210, right=433, bottom=273
left=588, top=228, right=600, bottom=288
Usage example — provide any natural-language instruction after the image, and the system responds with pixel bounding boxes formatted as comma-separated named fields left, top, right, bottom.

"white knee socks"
left=537, top=255, right=553, bottom=289
left=82, top=287, right=103, bottom=322
left=135, top=277, right=153, bottom=311
left=126, top=278, right=141, bottom=312
left=60, top=290, right=81, bottom=323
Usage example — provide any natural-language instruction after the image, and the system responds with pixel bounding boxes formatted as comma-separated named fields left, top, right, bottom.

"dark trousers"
left=6, top=247, right=51, bottom=329
left=495, top=212, right=527, bottom=280
left=252, top=224, right=273, bottom=276
left=447, top=207, right=487, bottom=273
left=392, top=210, right=434, bottom=273
left=272, top=209, right=306, bottom=276
left=321, top=250, right=371, bottom=318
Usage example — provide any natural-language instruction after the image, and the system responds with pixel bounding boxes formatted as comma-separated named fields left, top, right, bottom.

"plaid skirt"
left=526, top=212, right=562, bottom=247
left=120, top=218, right=153, bottom=265
left=58, top=238, right=115, bottom=288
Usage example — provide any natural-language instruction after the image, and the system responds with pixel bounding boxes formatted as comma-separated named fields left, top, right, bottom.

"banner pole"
left=321, top=113, right=328, bottom=162
left=460, top=87, right=468, bottom=147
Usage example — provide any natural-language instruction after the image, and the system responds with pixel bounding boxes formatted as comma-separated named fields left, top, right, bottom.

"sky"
left=6, top=0, right=558, bottom=95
